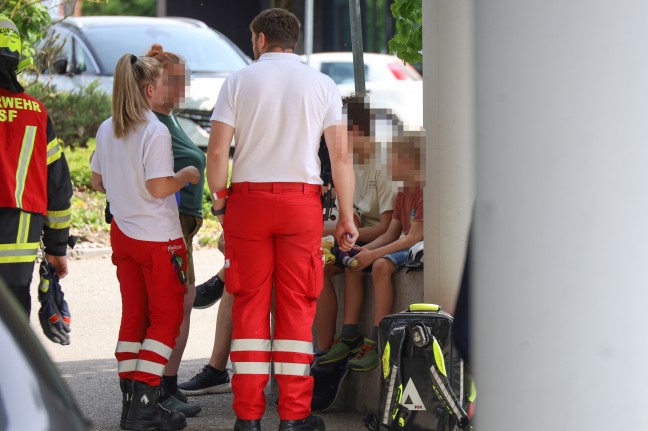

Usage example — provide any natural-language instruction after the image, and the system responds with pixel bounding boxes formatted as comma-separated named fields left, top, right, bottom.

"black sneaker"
left=178, top=365, right=231, bottom=396
left=192, top=275, right=225, bottom=309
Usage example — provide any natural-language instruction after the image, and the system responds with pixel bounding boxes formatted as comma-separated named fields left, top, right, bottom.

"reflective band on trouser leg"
left=46, top=138, right=62, bottom=165
left=232, top=362, right=271, bottom=375
left=45, top=208, right=71, bottom=229
left=272, top=340, right=313, bottom=377
left=115, top=341, right=141, bottom=380
left=16, top=212, right=31, bottom=244
left=0, top=242, right=39, bottom=263
left=133, top=338, right=173, bottom=386
left=230, top=338, right=272, bottom=376
left=273, top=362, right=311, bottom=376
left=272, top=339, right=314, bottom=355
left=231, top=338, right=272, bottom=353
left=14, top=126, right=37, bottom=208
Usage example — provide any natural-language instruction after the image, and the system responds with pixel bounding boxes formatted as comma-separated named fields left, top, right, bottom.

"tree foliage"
left=388, top=0, right=422, bottom=65
left=0, top=0, right=52, bottom=67
left=81, top=0, right=156, bottom=17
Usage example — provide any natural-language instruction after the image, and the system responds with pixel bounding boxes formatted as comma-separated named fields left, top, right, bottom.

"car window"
left=82, top=25, right=248, bottom=75
left=320, top=62, right=369, bottom=85
left=46, top=29, right=98, bottom=75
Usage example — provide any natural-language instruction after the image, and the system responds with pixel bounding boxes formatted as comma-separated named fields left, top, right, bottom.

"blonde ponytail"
left=111, top=54, right=163, bottom=138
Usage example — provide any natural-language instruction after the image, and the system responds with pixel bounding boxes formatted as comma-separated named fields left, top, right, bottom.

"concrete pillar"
left=423, top=1, right=475, bottom=311
left=474, top=1, right=648, bottom=429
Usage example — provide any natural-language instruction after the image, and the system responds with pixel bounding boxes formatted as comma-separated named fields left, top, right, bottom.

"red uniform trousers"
left=224, top=182, right=323, bottom=420
left=110, top=221, right=186, bottom=387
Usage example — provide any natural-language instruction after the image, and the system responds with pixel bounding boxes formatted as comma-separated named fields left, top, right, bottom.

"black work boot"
left=278, top=414, right=325, bottom=431
left=119, top=379, right=132, bottom=429
left=125, top=381, right=186, bottom=430
left=234, top=418, right=262, bottom=431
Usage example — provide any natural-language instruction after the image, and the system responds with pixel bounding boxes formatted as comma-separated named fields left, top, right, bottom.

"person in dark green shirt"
left=146, top=43, right=206, bottom=418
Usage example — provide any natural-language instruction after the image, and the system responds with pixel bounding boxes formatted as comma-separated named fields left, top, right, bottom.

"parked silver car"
left=36, top=16, right=250, bottom=148
left=304, top=52, right=423, bottom=129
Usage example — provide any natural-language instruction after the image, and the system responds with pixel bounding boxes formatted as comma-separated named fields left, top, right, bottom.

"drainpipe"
left=305, top=0, right=313, bottom=65
left=349, top=0, right=366, bottom=96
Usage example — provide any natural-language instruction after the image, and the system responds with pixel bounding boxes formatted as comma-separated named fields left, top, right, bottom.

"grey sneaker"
left=178, top=365, right=232, bottom=395
left=159, top=394, right=202, bottom=417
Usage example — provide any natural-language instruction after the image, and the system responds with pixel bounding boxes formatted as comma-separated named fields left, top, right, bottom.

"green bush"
left=24, top=81, right=111, bottom=148
left=66, top=142, right=95, bottom=191
left=70, top=192, right=108, bottom=230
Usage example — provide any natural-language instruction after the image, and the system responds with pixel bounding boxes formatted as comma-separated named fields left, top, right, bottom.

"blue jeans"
left=364, top=249, right=409, bottom=273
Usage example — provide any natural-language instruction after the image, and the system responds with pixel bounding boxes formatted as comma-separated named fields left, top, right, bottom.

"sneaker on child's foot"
left=178, top=365, right=231, bottom=395
left=347, top=339, right=379, bottom=372
left=193, top=275, right=224, bottom=309
left=317, top=335, right=364, bottom=366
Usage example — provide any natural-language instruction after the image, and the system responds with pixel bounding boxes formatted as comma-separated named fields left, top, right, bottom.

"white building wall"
left=423, top=1, right=475, bottom=311
left=474, top=1, right=648, bottom=429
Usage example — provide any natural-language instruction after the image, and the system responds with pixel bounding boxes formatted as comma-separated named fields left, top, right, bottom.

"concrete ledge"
left=326, top=269, right=424, bottom=413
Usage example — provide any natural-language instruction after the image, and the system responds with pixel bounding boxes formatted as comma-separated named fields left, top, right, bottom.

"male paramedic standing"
left=206, top=8, right=357, bottom=431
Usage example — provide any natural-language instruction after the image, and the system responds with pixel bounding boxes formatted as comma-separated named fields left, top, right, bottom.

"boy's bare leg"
left=342, top=269, right=365, bottom=326
left=316, top=268, right=365, bottom=365
left=208, top=288, right=233, bottom=370
left=347, top=258, right=396, bottom=371
left=178, top=267, right=233, bottom=395
left=165, top=283, right=196, bottom=375
left=370, top=258, right=397, bottom=327
left=315, top=265, right=343, bottom=351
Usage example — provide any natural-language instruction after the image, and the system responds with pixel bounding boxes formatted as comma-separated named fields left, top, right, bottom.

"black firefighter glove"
left=38, top=261, right=71, bottom=345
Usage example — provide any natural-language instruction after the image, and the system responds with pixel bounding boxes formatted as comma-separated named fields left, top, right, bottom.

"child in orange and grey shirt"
left=346, top=130, right=425, bottom=372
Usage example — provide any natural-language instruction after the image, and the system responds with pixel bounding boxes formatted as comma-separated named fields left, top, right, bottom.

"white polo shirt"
left=91, top=111, right=183, bottom=242
left=212, top=52, right=342, bottom=184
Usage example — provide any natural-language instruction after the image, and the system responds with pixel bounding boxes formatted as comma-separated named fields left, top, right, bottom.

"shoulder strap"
left=380, top=324, right=408, bottom=429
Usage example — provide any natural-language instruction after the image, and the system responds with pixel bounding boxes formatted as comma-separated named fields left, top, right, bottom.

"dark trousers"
left=0, top=208, right=44, bottom=316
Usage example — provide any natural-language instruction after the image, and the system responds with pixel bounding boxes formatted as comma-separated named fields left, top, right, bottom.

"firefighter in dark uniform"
left=0, top=14, right=72, bottom=315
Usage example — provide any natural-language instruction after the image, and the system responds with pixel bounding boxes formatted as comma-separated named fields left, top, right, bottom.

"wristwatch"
left=211, top=206, right=226, bottom=216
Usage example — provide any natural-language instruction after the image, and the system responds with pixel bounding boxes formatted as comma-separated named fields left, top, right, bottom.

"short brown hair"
left=250, top=8, right=300, bottom=50
left=343, top=95, right=371, bottom=136
left=392, top=130, right=425, bottom=169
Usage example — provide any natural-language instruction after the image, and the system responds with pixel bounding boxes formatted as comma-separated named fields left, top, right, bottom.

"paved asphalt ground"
left=27, top=249, right=369, bottom=431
